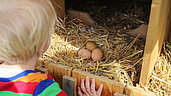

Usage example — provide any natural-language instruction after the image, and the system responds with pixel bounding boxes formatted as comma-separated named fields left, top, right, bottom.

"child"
left=0, top=0, right=67, bottom=95
left=0, top=0, right=103, bottom=96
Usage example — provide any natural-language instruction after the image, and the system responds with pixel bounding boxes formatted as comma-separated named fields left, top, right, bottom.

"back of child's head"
left=0, top=0, right=57, bottom=63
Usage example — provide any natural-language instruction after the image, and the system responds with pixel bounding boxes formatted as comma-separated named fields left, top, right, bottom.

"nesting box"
left=44, top=0, right=171, bottom=95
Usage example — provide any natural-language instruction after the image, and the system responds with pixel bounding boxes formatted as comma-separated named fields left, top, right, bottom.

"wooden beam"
left=140, top=0, right=171, bottom=86
left=44, top=61, right=72, bottom=87
left=50, top=0, right=65, bottom=18
left=72, top=69, right=125, bottom=96
left=62, top=75, right=77, bottom=96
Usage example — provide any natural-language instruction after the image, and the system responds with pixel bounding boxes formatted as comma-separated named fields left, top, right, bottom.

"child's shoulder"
left=28, top=71, right=67, bottom=96
left=14, top=70, right=54, bottom=83
left=0, top=69, right=53, bottom=83
left=0, top=70, right=67, bottom=96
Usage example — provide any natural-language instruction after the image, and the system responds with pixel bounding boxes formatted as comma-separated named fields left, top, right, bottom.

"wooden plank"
left=72, top=69, right=125, bottom=96
left=140, top=0, right=171, bottom=86
left=62, top=75, right=77, bottom=96
left=125, top=85, right=155, bottom=96
left=44, top=61, right=72, bottom=87
left=164, top=8, right=171, bottom=42
left=50, top=0, right=65, bottom=18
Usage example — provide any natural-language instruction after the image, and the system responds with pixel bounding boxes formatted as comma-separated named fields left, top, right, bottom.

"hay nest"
left=43, top=18, right=145, bottom=86
left=42, top=18, right=171, bottom=95
left=41, top=0, right=170, bottom=95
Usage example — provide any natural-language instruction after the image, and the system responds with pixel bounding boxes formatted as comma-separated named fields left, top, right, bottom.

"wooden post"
left=62, top=75, right=77, bottom=96
left=44, top=61, right=72, bottom=87
left=140, top=0, right=171, bottom=86
left=72, top=69, right=125, bottom=96
left=50, top=0, right=65, bottom=18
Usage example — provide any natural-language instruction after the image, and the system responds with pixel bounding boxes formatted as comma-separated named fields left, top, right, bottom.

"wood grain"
left=44, top=61, right=72, bottom=87
left=72, top=69, right=125, bottom=96
left=140, top=0, right=171, bottom=86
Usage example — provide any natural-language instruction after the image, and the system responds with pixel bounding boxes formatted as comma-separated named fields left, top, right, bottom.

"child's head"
left=0, top=0, right=57, bottom=64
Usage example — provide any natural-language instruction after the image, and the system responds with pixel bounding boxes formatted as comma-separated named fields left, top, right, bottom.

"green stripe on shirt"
left=0, top=91, right=32, bottom=96
left=37, top=82, right=62, bottom=96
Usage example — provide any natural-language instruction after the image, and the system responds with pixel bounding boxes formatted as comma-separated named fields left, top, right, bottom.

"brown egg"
left=78, top=48, right=91, bottom=59
left=91, top=48, right=103, bottom=61
left=86, top=41, right=97, bottom=51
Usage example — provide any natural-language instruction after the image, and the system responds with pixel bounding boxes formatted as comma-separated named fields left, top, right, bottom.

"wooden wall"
left=42, top=62, right=155, bottom=96
left=50, top=0, right=65, bottom=18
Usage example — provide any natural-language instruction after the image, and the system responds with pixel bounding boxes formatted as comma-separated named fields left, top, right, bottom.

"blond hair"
left=0, top=0, right=57, bottom=63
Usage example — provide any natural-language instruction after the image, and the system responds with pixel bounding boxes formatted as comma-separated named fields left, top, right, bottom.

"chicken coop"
left=36, top=0, right=171, bottom=96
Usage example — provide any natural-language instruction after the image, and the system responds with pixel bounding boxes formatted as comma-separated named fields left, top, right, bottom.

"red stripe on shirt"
left=0, top=81, right=39, bottom=94
left=56, top=90, right=67, bottom=96
left=47, top=74, right=53, bottom=80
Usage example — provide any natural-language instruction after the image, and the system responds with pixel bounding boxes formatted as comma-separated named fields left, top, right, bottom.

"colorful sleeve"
left=33, top=79, right=67, bottom=96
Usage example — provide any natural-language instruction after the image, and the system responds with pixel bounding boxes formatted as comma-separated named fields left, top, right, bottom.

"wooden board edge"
left=114, top=92, right=128, bottom=96
left=62, top=75, right=77, bottom=96
left=63, top=75, right=77, bottom=81
left=124, top=85, right=155, bottom=96
left=44, top=60, right=73, bottom=70
left=73, top=69, right=124, bottom=86
left=72, top=69, right=125, bottom=96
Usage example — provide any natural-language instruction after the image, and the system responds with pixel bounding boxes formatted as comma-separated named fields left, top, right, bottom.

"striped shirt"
left=0, top=70, right=67, bottom=96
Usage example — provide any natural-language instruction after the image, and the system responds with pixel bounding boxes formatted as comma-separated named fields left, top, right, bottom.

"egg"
left=78, top=48, right=91, bottom=59
left=86, top=41, right=97, bottom=51
left=91, top=48, right=103, bottom=61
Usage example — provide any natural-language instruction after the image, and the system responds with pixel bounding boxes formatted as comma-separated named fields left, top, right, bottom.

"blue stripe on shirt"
left=0, top=70, right=37, bottom=82
left=33, top=79, right=55, bottom=96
